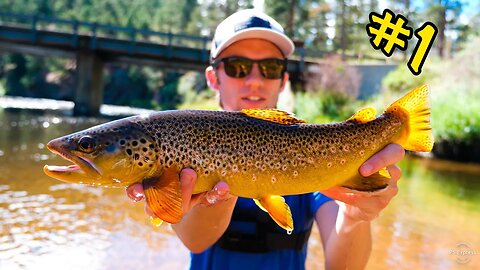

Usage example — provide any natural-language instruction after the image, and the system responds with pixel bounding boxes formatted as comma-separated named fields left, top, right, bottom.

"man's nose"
left=245, top=63, right=264, bottom=88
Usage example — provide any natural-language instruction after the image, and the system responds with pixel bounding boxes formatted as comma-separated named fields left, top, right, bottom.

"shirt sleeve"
left=310, top=192, right=333, bottom=216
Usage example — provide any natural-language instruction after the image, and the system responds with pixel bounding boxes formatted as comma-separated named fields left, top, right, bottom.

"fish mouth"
left=43, top=139, right=101, bottom=182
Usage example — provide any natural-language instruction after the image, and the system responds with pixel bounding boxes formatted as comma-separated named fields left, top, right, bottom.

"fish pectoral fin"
left=342, top=167, right=391, bottom=192
left=143, top=167, right=182, bottom=224
left=241, top=109, right=307, bottom=125
left=347, top=107, right=377, bottom=123
left=254, top=196, right=294, bottom=232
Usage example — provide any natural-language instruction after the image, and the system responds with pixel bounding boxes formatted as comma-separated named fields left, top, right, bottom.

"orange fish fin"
left=149, top=216, right=164, bottom=227
left=386, top=84, right=434, bottom=152
left=342, top=167, right=390, bottom=192
left=241, top=109, right=307, bottom=125
left=254, top=196, right=294, bottom=232
left=143, top=167, right=182, bottom=224
left=347, top=107, right=377, bottom=123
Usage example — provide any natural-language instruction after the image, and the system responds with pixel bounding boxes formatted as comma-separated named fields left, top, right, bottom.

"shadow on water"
left=0, top=104, right=479, bottom=270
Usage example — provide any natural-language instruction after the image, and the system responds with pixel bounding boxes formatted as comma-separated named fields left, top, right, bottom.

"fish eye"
left=78, top=136, right=95, bottom=153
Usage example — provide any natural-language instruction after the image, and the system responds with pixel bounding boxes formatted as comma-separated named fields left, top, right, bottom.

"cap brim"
left=211, top=28, right=295, bottom=59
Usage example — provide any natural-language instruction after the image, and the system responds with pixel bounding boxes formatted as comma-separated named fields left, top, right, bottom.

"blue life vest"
left=189, top=192, right=332, bottom=270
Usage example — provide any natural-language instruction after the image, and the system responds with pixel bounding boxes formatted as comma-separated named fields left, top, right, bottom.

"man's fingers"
left=387, top=165, right=402, bottom=182
left=360, top=144, right=405, bottom=176
left=320, top=186, right=362, bottom=205
left=204, top=182, right=231, bottom=204
left=180, top=168, right=197, bottom=214
left=126, top=183, right=145, bottom=202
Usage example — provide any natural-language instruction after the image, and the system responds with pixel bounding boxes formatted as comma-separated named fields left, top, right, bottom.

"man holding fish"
left=126, top=9, right=406, bottom=270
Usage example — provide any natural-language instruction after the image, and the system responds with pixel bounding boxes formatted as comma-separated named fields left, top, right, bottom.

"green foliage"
left=177, top=72, right=219, bottom=110
left=428, top=37, right=480, bottom=143
left=382, top=64, right=433, bottom=94
left=0, top=79, right=5, bottom=96
left=431, top=86, right=480, bottom=143
left=380, top=37, right=480, bottom=144
left=265, top=0, right=331, bottom=50
left=293, top=90, right=359, bottom=123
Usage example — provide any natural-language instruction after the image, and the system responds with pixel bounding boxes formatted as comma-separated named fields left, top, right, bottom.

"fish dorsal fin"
left=241, top=109, right=306, bottom=125
left=347, top=107, right=377, bottom=123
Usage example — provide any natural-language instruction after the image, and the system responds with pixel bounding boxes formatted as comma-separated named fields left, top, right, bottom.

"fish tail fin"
left=386, top=84, right=434, bottom=152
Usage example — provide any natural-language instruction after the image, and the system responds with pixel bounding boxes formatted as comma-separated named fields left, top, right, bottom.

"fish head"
left=43, top=119, right=158, bottom=187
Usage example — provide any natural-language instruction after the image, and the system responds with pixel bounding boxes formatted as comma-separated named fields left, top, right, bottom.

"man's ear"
left=205, top=66, right=220, bottom=91
left=280, top=72, right=289, bottom=92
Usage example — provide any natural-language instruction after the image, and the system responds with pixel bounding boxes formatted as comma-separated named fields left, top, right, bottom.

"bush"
left=380, top=36, right=480, bottom=145
left=382, top=62, right=435, bottom=94
left=293, top=90, right=360, bottom=123
left=305, top=54, right=362, bottom=98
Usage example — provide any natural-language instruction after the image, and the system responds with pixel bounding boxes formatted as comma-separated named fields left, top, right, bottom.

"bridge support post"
left=73, top=52, right=104, bottom=116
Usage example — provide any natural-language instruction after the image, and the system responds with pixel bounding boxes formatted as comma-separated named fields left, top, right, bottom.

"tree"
left=333, top=0, right=378, bottom=58
left=265, top=0, right=331, bottom=51
left=424, top=0, right=462, bottom=58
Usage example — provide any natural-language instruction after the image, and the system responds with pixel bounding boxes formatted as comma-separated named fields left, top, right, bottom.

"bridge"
left=0, top=12, right=313, bottom=116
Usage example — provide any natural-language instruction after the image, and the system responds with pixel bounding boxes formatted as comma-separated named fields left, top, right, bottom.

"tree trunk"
left=437, top=5, right=446, bottom=58
left=340, top=0, right=346, bottom=60
left=286, top=0, right=297, bottom=37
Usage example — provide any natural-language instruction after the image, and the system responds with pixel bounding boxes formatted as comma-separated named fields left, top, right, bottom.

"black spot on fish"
left=120, top=140, right=126, bottom=145
left=132, top=141, right=138, bottom=147
left=138, top=162, right=143, bottom=166
left=140, top=138, right=147, bottom=144
left=142, top=147, right=148, bottom=152
left=126, top=149, right=132, bottom=155
left=134, top=153, right=140, bottom=160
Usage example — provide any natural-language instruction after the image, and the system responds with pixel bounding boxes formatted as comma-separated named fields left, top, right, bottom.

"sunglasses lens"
left=215, top=57, right=285, bottom=79
left=223, top=58, right=252, bottom=78
left=259, top=59, right=285, bottom=79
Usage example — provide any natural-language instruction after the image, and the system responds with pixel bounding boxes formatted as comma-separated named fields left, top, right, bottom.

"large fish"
left=44, top=85, right=433, bottom=231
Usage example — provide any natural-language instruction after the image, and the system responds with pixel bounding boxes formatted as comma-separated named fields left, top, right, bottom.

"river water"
left=0, top=108, right=479, bottom=270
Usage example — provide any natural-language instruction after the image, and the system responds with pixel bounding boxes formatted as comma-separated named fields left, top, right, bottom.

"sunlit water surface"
left=0, top=107, right=479, bottom=270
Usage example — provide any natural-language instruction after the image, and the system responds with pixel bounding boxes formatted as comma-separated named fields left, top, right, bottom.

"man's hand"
left=320, top=144, right=405, bottom=222
left=126, top=168, right=234, bottom=219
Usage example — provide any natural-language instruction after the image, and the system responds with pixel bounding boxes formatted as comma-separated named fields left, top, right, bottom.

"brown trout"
left=44, top=85, right=433, bottom=231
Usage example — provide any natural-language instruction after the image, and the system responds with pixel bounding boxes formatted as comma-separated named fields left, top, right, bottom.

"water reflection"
left=0, top=109, right=188, bottom=270
left=0, top=107, right=479, bottom=269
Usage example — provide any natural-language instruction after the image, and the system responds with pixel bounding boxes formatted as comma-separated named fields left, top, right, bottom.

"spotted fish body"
left=44, top=85, right=433, bottom=231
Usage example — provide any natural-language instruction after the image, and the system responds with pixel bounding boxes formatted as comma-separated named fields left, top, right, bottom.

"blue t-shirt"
left=190, top=192, right=332, bottom=270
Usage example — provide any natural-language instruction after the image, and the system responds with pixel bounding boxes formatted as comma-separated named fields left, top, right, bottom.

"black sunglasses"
left=211, top=57, right=287, bottom=79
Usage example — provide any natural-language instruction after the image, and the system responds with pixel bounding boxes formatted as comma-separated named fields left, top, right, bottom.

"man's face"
left=207, top=39, right=288, bottom=111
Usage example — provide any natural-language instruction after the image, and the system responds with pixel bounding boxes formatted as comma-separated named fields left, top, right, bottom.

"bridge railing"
left=0, top=11, right=210, bottom=50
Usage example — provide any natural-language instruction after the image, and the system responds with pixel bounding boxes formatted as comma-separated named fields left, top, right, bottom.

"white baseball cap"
left=210, top=9, right=295, bottom=60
